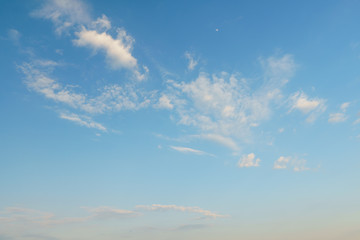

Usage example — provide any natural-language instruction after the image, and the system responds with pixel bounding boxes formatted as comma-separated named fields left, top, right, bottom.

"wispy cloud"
left=185, top=51, right=198, bottom=71
left=59, top=112, right=107, bottom=131
left=170, top=146, right=211, bottom=156
left=237, top=153, right=260, bottom=168
left=135, top=204, right=227, bottom=219
left=0, top=206, right=138, bottom=226
left=200, top=134, right=239, bottom=151
left=31, top=0, right=91, bottom=35
left=7, top=29, right=21, bottom=44
left=19, top=59, right=151, bottom=113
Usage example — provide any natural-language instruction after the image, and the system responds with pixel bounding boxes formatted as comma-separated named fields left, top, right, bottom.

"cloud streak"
left=136, top=204, right=227, bottom=219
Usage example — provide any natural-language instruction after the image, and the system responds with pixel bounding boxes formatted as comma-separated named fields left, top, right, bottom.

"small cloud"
left=154, top=95, right=173, bottom=110
left=55, top=49, right=63, bottom=55
left=7, top=29, right=21, bottom=44
left=184, top=51, right=198, bottom=71
left=170, top=146, right=210, bottom=156
left=288, top=91, right=326, bottom=122
left=340, top=102, right=350, bottom=111
left=278, top=128, right=285, bottom=133
left=237, top=153, right=260, bottom=168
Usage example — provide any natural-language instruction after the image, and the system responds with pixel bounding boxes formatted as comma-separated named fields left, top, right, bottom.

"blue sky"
left=1, top=0, right=360, bottom=239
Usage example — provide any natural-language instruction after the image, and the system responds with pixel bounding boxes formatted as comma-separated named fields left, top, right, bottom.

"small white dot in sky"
left=215, top=28, right=219, bottom=32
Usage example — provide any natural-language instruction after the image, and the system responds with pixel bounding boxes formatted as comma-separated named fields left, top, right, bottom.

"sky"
left=1, top=0, right=360, bottom=239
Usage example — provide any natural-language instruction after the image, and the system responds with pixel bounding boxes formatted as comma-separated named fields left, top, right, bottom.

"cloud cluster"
left=237, top=153, right=260, bottom=168
left=162, top=54, right=299, bottom=149
left=273, top=156, right=309, bottom=171
left=19, top=60, right=152, bottom=130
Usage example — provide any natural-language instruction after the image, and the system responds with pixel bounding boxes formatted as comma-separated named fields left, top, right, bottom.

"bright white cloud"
left=31, top=0, right=91, bottom=34
left=237, top=153, right=260, bottom=168
left=135, top=204, right=226, bottom=219
left=170, top=146, right=208, bottom=155
left=289, top=91, right=326, bottom=122
left=59, top=112, right=107, bottom=131
left=74, top=28, right=136, bottom=69
left=273, top=156, right=309, bottom=171
left=74, top=27, right=147, bottom=80
left=185, top=51, right=198, bottom=71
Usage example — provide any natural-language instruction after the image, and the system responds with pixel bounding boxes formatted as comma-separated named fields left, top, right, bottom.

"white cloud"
left=170, top=146, right=209, bottom=155
left=59, top=112, right=107, bottom=131
left=91, top=15, right=111, bottom=32
left=73, top=27, right=147, bottom=80
left=155, top=95, right=173, bottom=109
left=185, top=51, right=198, bottom=71
left=273, top=156, right=309, bottom=171
left=20, top=60, right=151, bottom=114
left=74, top=28, right=136, bottom=69
left=289, top=91, right=326, bottom=122
left=135, top=204, right=227, bottom=219
left=166, top=54, right=295, bottom=145
left=328, top=113, right=347, bottom=123
left=237, top=153, right=260, bottom=168
left=31, top=0, right=91, bottom=34
left=328, top=102, right=350, bottom=123
left=273, top=156, right=290, bottom=169
left=340, top=102, right=350, bottom=111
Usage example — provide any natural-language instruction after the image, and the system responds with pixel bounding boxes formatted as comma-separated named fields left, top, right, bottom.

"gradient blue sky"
left=1, top=0, right=360, bottom=239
